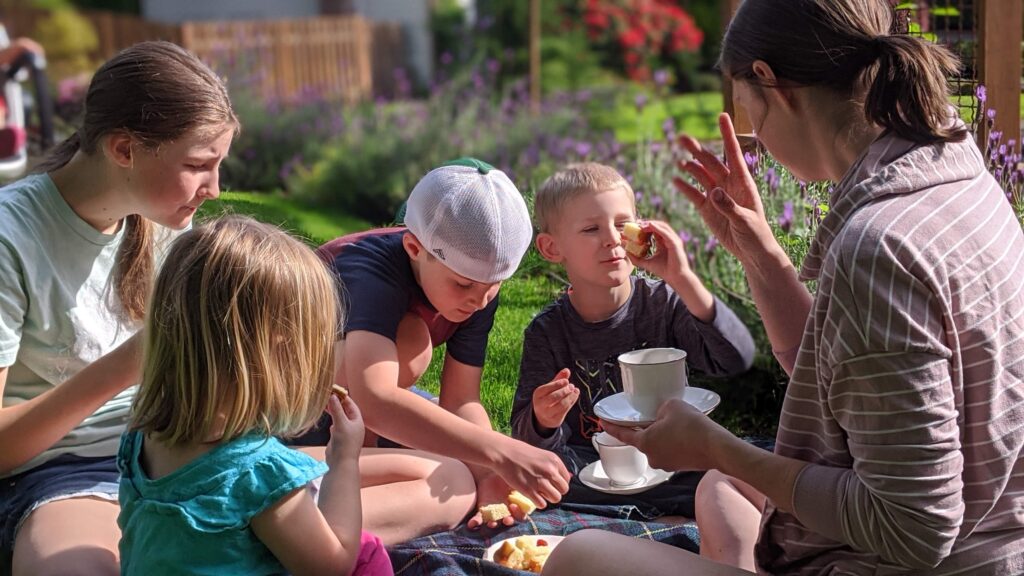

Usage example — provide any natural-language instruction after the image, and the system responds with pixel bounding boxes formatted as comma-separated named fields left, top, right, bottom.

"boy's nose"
left=603, top=228, right=621, bottom=247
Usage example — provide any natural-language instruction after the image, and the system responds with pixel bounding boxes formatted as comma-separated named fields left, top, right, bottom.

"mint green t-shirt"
left=117, top=430, right=329, bottom=576
left=0, top=174, right=179, bottom=476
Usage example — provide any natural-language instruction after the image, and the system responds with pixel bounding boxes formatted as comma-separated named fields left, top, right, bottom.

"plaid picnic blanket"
left=387, top=503, right=700, bottom=575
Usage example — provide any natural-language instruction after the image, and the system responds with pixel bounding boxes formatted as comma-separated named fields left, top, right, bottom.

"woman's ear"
left=751, top=59, right=798, bottom=112
left=535, top=232, right=563, bottom=263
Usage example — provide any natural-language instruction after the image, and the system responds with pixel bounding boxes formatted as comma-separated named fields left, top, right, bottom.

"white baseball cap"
left=404, top=158, right=532, bottom=284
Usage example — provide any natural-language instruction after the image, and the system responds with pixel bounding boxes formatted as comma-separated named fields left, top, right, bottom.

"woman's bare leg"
left=11, top=497, right=120, bottom=576
left=695, top=469, right=765, bottom=571
left=300, top=446, right=476, bottom=545
left=542, top=529, right=755, bottom=576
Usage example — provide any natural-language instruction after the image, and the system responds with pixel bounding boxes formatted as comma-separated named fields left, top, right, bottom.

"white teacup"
left=618, top=347, right=688, bottom=420
left=592, top=431, right=648, bottom=487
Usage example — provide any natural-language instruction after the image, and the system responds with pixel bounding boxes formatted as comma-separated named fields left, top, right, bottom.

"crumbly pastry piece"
left=479, top=503, right=511, bottom=523
left=331, top=384, right=349, bottom=400
left=507, top=490, right=537, bottom=515
left=494, top=536, right=553, bottom=573
left=622, top=222, right=654, bottom=259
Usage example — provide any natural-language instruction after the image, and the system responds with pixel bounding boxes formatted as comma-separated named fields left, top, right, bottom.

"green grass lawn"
left=592, top=91, right=724, bottom=143
left=596, top=90, right=1023, bottom=144
left=196, top=191, right=373, bottom=245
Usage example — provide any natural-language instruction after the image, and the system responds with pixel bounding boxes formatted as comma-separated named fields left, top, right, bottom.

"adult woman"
left=543, top=1, right=1024, bottom=574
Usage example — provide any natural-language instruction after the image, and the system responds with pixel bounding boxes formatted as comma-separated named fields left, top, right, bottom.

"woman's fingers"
left=679, top=134, right=729, bottom=183
left=673, top=177, right=707, bottom=207
left=677, top=159, right=718, bottom=194
left=717, top=113, right=747, bottom=177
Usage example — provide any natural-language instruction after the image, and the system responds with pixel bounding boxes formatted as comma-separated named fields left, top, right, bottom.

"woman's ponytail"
left=865, top=35, right=968, bottom=144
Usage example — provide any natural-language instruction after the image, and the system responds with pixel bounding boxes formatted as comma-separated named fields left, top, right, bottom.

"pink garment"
left=353, top=530, right=393, bottom=576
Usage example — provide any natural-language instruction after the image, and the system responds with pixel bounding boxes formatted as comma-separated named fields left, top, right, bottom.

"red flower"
left=618, top=26, right=646, bottom=49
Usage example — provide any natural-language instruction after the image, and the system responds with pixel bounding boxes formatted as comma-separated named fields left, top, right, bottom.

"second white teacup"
left=618, top=347, right=688, bottom=420
left=592, top=431, right=648, bottom=487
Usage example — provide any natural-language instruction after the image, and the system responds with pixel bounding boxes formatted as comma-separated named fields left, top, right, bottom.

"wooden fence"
left=720, top=0, right=1023, bottom=153
left=181, top=17, right=374, bottom=105
left=0, top=4, right=402, bottom=104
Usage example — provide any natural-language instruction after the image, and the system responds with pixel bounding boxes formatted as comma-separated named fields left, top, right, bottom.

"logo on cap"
left=432, top=248, right=446, bottom=261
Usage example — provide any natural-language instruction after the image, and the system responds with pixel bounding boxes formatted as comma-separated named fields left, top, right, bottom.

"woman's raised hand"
left=674, top=113, right=779, bottom=266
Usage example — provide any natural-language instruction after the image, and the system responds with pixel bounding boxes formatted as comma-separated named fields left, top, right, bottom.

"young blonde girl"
left=543, top=0, right=1024, bottom=575
left=0, top=40, right=236, bottom=576
left=118, top=216, right=392, bottom=575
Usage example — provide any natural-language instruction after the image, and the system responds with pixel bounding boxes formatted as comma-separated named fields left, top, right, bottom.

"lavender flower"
left=654, top=69, right=670, bottom=88
left=976, top=85, right=987, bottom=104
left=634, top=93, right=648, bottom=113
left=777, top=201, right=794, bottom=233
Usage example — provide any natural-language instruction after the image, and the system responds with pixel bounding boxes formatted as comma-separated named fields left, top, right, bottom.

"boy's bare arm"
left=437, top=354, right=492, bottom=430
left=343, top=330, right=570, bottom=506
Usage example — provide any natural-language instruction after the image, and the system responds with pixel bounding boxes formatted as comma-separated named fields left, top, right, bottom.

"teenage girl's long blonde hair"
left=130, top=216, right=341, bottom=445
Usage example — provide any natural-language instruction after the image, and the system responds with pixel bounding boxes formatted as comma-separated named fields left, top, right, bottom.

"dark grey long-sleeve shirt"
left=511, top=276, right=755, bottom=452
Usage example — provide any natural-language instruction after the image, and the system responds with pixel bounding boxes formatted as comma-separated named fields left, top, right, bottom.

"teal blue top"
left=117, top=430, right=328, bottom=576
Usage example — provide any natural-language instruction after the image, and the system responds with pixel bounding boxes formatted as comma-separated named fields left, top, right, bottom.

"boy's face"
left=403, top=233, right=502, bottom=322
left=537, top=187, right=637, bottom=289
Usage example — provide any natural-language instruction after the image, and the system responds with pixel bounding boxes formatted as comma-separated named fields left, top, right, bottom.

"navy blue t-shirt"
left=319, top=228, right=499, bottom=367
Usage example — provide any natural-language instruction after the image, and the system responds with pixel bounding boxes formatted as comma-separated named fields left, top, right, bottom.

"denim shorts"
left=0, top=454, right=120, bottom=567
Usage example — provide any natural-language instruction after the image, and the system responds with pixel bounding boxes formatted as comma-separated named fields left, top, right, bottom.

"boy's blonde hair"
left=534, top=162, right=635, bottom=232
left=131, top=216, right=341, bottom=446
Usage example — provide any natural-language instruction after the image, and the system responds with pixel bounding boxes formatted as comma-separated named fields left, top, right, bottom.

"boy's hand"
left=466, top=474, right=526, bottom=530
left=325, top=394, right=365, bottom=464
left=532, top=368, right=579, bottom=431
left=629, top=220, right=693, bottom=281
left=493, top=438, right=571, bottom=508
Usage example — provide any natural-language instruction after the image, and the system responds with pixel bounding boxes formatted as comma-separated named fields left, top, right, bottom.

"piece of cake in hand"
left=479, top=503, right=511, bottom=523
left=622, top=221, right=654, bottom=259
left=507, top=490, right=537, bottom=516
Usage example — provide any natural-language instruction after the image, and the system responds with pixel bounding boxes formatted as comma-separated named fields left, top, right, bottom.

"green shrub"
left=218, top=90, right=339, bottom=193
left=290, top=70, right=615, bottom=223
left=33, top=8, right=98, bottom=80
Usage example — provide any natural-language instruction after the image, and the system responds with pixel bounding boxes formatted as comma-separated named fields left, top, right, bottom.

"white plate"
left=578, top=460, right=674, bottom=495
left=593, top=387, right=721, bottom=427
left=483, top=534, right=565, bottom=563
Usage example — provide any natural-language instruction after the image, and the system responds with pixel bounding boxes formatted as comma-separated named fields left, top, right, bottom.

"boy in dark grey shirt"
left=511, top=163, right=754, bottom=519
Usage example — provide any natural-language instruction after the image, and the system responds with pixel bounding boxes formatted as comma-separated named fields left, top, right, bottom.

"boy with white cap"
left=316, top=158, right=571, bottom=529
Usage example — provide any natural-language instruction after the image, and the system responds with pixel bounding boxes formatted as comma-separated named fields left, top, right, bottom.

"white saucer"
left=484, top=535, right=565, bottom=562
left=593, top=387, right=721, bottom=427
left=578, top=461, right=673, bottom=495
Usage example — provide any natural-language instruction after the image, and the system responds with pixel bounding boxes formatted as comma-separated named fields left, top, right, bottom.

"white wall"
left=141, top=0, right=320, bottom=23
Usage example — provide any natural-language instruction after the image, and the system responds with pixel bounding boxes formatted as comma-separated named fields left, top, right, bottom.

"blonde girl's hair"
left=721, top=0, right=967, bottom=144
left=534, top=162, right=636, bottom=233
left=35, top=40, right=239, bottom=322
left=130, top=216, right=342, bottom=445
